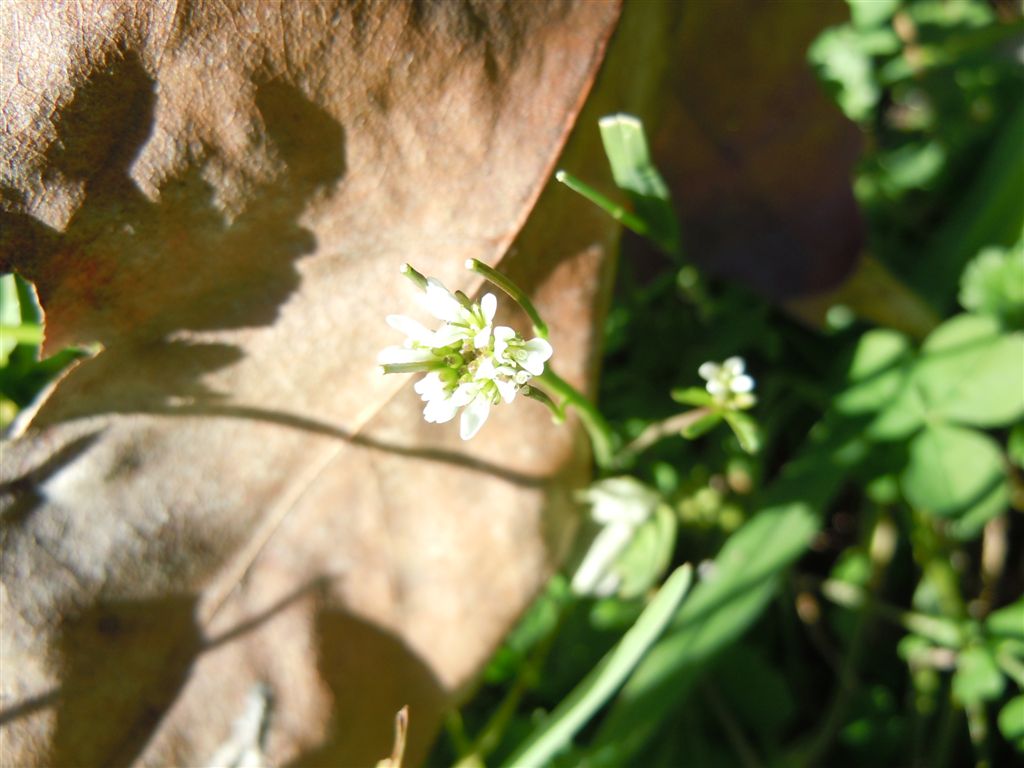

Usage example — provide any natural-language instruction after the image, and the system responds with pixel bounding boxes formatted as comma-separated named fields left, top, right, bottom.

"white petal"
left=414, top=372, right=445, bottom=399
left=423, top=278, right=464, bottom=322
left=378, top=346, right=435, bottom=365
left=723, top=356, right=745, bottom=375
left=386, top=314, right=434, bottom=344
left=450, top=383, right=476, bottom=407
left=459, top=398, right=490, bottom=440
left=480, top=293, right=497, bottom=324
left=423, top=396, right=458, bottom=424
left=475, top=358, right=497, bottom=381
left=473, top=324, right=492, bottom=350
left=706, top=379, right=727, bottom=395
left=519, top=338, right=553, bottom=376
left=731, top=374, right=755, bottom=393
left=698, top=362, right=720, bottom=381
left=495, top=377, right=517, bottom=403
left=493, top=326, right=516, bottom=359
left=431, top=323, right=469, bottom=347
left=570, top=521, right=632, bottom=596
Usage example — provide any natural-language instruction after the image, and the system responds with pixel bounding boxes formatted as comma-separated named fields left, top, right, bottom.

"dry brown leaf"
left=0, top=1, right=622, bottom=765
left=649, top=0, right=864, bottom=300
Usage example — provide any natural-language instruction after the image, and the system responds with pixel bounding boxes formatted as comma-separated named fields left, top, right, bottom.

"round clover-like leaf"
left=915, top=314, right=1024, bottom=428
left=835, top=329, right=913, bottom=416
left=901, top=424, right=1005, bottom=517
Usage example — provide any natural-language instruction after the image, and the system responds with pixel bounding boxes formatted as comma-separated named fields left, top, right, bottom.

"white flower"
left=380, top=265, right=554, bottom=440
left=570, top=478, right=660, bottom=597
left=698, top=356, right=756, bottom=409
left=494, top=327, right=553, bottom=376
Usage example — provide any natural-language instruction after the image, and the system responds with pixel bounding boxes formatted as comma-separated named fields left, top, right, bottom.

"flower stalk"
left=465, top=258, right=549, bottom=339
left=534, top=368, right=617, bottom=469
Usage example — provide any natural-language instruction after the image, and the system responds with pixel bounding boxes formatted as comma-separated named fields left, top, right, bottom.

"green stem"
left=616, top=408, right=712, bottom=465
left=554, top=170, right=652, bottom=241
left=534, top=368, right=617, bottom=470
left=465, top=259, right=548, bottom=339
left=817, top=578, right=965, bottom=648
left=0, top=323, right=43, bottom=345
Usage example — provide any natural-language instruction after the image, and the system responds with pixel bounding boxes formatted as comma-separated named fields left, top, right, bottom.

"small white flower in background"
left=698, top=356, right=756, bottom=410
left=570, top=477, right=661, bottom=597
left=379, top=266, right=553, bottom=440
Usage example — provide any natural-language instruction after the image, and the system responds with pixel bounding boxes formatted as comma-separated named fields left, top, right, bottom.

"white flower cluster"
left=379, top=268, right=553, bottom=440
left=698, top=356, right=756, bottom=410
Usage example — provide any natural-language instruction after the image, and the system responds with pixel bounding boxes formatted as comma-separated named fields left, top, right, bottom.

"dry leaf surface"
left=0, top=1, right=621, bottom=765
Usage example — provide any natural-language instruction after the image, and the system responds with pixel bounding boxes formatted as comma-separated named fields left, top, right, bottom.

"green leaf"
left=909, top=99, right=1024, bottom=310
left=915, top=314, right=1024, bottom=428
left=1010, top=424, right=1024, bottom=470
left=876, top=141, right=947, bottom=192
left=953, top=645, right=1006, bottom=705
left=847, top=0, right=900, bottom=29
left=0, top=274, right=20, bottom=366
left=598, top=114, right=670, bottom=202
left=949, top=480, right=1010, bottom=542
left=589, top=503, right=821, bottom=766
left=679, top=411, right=722, bottom=440
left=868, top=381, right=928, bottom=441
left=808, top=25, right=879, bottom=123
left=500, top=565, right=693, bottom=768
left=670, top=387, right=713, bottom=407
left=713, top=643, right=795, bottom=741
left=986, top=600, right=1024, bottom=642
left=998, top=696, right=1024, bottom=752
left=960, top=244, right=1024, bottom=329
left=835, top=329, right=912, bottom=416
left=901, top=424, right=1005, bottom=517
left=614, top=506, right=678, bottom=600
left=723, top=411, right=761, bottom=454
left=597, top=114, right=681, bottom=256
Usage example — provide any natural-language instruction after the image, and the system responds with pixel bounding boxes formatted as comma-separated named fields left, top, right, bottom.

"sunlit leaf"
left=902, top=424, right=1005, bottom=517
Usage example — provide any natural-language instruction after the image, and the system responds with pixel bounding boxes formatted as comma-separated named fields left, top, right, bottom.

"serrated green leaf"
left=998, top=696, right=1024, bottom=752
left=915, top=314, right=1024, bottom=427
left=902, top=424, right=1005, bottom=517
left=953, top=645, right=1006, bottom=705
